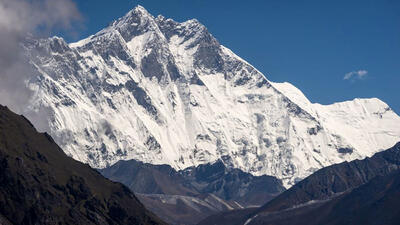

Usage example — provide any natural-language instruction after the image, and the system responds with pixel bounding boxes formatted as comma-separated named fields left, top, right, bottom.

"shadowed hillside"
left=0, top=105, right=167, bottom=225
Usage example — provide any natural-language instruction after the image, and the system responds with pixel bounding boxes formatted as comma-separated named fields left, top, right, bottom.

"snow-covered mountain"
left=22, top=6, right=400, bottom=186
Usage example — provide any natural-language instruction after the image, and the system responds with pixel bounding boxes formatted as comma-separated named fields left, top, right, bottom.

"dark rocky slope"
left=0, top=105, right=167, bottom=225
left=258, top=142, right=400, bottom=213
left=199, top=142, right=400, bottom=225
left=247, top=170, right=400, bottom=225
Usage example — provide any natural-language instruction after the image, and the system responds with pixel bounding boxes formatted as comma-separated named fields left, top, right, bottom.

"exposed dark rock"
left=141, top=50, right=166, bottom=81
left=155, top=16, right=180, bottom=40
left=189, top=73, right=205, bottom=86
left=256, top=79, right=270, bottom=88
left=145, top=136, right=161, bottom=152
left=48, top=38, right=70, bottom=54
left=102, top=80, right=124, bottom=93
left=167, top=62, right=182, bottom=81
left=194, top=37, right=223, bottom=72
left=337, top=147, right=353, bottom=154
left=307, top=125, right=322, bottom=135
left=234, top=76, right=252, bottom=86
left=125, top=80, right=158, bottom=118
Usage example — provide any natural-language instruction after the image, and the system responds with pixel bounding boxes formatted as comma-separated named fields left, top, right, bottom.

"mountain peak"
left=128, top=5, right=151, bottom=17
left=119, top=5, right=155, bottom=23
left=24, top=4, right=400, bottom=188
left=111, top=5, right=161, bottom=42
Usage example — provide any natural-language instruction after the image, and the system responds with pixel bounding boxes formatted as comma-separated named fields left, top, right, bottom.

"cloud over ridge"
left=0, top=0, right=81, bottom=131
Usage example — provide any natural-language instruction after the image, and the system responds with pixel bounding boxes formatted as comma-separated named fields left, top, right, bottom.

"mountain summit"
left=22, top=5, right=400, bottom=186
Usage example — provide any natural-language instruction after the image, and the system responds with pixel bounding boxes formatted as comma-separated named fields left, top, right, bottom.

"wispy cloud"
left=0, top=0, right=81, bottom=131
left=343, top=70, right=368, bottom=80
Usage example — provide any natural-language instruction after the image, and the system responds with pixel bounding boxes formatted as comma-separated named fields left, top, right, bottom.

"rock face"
left=22, top=5, right=400, bottom=186
left=100, top=159, right=284, bottom=225
left=0, top=105, right=166, bottom=225
left=198, top=142, right=400, bottom=225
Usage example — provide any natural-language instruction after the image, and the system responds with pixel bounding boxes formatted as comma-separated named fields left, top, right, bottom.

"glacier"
left=21, top=6, right=400, bottom=186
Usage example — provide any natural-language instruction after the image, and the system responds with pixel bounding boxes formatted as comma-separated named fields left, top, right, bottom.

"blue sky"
left=68, top=0, right=400, bottom=114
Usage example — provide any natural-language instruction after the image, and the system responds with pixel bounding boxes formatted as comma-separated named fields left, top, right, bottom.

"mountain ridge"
left=100, top=158, right=284, bottom=225
left=198, top=142, right=400, bottom=225
left=21, top=5, right=400, bottom=187
left=100, top=159, right=285, bottom=207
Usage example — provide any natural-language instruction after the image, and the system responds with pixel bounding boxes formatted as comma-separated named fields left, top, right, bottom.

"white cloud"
left=0, top=0, right=81, bottom=131
left=343, top=70, right=368, bottom=80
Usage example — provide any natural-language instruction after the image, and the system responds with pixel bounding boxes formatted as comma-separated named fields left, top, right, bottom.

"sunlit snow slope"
left=23, top=6, right=400, bottom=186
